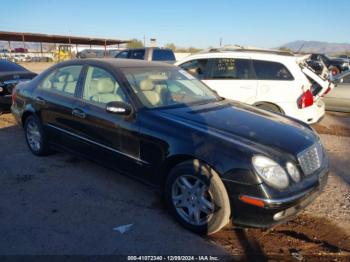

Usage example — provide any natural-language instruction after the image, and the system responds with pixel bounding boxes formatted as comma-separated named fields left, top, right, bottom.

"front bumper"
left=224, top=166, right=329, bottom=228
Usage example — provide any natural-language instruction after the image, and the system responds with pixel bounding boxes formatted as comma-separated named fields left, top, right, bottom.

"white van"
left=175, top=47, right=333, bottom=124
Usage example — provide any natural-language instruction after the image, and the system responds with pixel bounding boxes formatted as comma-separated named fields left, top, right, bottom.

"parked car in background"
left=115, top=47, right=176, bottom=63
left=76, top=49, right=105, bottom=59
left=11, top=59, right=328, bottom=235
left=338, top=55, right=350, bottom=62
left=176, top=47, right=333, bottom=124
left=0, top=59, right=37, bottom=113
left=307, top=53, right=350, bottom=75
left=323, top=70, right=350, bottom=112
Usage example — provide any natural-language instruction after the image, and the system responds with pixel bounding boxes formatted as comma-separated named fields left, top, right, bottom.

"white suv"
left=175, top=47, right=333, bottom=124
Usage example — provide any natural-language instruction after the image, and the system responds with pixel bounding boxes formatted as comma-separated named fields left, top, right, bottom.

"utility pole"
left=220, top=37, right=223, bottom=47
left=143, top=35, right=146, bottom=47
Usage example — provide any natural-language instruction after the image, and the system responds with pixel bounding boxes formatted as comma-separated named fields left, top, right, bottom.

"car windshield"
left=0, top=59, right=27, bottom=72
left=122, top=67, right=219, bottom=109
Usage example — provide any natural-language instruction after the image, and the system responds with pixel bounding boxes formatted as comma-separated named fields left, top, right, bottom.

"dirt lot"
left=0, top=111, right=349, bottom=260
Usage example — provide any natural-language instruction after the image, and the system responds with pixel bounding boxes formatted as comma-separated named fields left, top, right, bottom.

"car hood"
left=0, top=70, right=37, bottom=81
left=158, top=100, right=317, bottom=156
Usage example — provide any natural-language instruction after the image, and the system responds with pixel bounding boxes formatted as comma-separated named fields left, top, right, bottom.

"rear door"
left=34, top=64, right=84, bottom=147
left=204, top=58, right=257, bottom=103
left=253, top=60, right=295, bottom=104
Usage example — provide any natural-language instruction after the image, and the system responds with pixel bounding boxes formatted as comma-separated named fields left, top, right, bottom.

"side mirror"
left=106, top=101, right=133, bottom=116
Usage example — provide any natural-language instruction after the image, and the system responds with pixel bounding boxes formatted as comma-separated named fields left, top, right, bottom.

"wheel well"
left=254, top=102, right=284, bottom=114
left=159, top=155, right=196, bottom=192
left=21, top=111, right=34, bottom=127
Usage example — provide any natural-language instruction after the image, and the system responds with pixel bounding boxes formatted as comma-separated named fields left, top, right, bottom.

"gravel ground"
left=1, top=111, right=349, bottom=260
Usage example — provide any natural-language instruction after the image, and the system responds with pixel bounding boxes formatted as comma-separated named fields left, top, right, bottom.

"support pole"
left=104, top=40, right=107, bottom=57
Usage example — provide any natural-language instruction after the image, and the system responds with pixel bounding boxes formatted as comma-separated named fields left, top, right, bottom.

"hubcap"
left=26, top=120, right=41, bottom=151
left=172, top=175, right=215, bottom=226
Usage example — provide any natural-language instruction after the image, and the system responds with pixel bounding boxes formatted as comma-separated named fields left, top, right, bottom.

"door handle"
left=35, top=96, right=46, bottom=105
left=72, top=108, right=86, bottom=119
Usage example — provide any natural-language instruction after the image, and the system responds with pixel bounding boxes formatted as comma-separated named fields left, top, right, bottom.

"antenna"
left=297, top=42, right=305, bottom=53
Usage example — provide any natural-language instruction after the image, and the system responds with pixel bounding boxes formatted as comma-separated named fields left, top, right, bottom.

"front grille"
left=298, top=142, right=323, bottom=176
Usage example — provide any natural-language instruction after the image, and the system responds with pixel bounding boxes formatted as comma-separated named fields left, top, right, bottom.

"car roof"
left=176, top=50, right=300, bottom=63
left=57, top=58, right=176, bottom=69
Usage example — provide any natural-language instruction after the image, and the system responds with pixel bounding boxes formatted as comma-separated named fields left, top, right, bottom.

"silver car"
left=324, top=70, right=350, bottom=112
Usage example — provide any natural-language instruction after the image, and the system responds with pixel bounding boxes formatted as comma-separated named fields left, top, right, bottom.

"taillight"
left=11, top=90, right=17, bottom=105
left=298, top=89, right=314, bottom=109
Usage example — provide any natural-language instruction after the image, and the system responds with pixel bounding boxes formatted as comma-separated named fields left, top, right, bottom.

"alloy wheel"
left=26, top=120, right=42, bottom=152
left=172, top=175, right=215, bottom=226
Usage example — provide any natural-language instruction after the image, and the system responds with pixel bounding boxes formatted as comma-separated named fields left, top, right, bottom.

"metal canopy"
left=0, top=31, right=130, bottom=45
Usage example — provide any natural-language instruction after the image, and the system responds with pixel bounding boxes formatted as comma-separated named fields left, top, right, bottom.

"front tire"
left=24, top=115, right=51, bottom=156
left=165, top=160, right=231, bottom=235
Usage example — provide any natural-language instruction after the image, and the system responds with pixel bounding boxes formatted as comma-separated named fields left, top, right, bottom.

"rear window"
left=152, top=49, right=175, bottom=61
left=0, top=59, right=27, bottom=72
left=253, top=60, right=294, bottom=80
left=209, top=58, right=255, bottom=80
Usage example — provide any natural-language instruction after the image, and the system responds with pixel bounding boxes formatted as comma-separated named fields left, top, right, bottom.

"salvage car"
left=307, top=53, right=350, bottom=75
left=12, top=59, right=329, bottom=234
left=176, top=47, right=333, bottom=124
left=0, top=59, right=37, bottom=113
left=323, top=70, right=350, bottom=112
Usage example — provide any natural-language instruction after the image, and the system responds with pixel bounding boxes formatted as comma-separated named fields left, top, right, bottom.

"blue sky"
left=0, top=0, right=349, bottom=48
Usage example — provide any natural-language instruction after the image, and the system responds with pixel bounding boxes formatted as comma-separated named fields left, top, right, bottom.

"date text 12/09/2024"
left=127, top=256, right=220, bottom=261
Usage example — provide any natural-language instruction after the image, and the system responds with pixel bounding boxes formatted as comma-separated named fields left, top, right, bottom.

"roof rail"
left=202, top=45, right=295, bottom=56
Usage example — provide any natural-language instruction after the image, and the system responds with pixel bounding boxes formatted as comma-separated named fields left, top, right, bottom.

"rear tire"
left=24, top=115, right=51, bottom=156
left=165, top=160, right=231, bottom=235
left=256, top=103, right=284, bottom=114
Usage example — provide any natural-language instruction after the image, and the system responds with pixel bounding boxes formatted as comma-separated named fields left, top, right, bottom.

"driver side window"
left=82, top=66, right=127, bottom=107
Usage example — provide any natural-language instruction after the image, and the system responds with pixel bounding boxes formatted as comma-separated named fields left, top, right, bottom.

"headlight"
left=286, top=162, right=300, bottom=183
left=0, top=87, right=3, bottom=93
left=252, top=155, right=289, bottom=189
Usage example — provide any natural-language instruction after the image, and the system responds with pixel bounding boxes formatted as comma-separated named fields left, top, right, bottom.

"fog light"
left=286, top=162, right=301, bottom=183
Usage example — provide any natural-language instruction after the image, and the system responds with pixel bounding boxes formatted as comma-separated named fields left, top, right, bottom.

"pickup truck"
left=115, top=47, right=176, bottom=63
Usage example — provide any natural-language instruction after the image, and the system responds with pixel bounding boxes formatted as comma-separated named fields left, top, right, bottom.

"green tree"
left=165, top=43, right=176, bottom=51
left=127, top=39, right=144, bottom=48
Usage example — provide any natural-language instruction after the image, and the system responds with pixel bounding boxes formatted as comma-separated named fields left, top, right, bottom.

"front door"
left=69, top=64, right=143, bottom=175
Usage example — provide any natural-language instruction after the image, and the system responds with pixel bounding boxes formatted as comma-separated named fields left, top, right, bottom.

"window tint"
left=82, top=66, right=127, bottom=107
left=152, top=49, right=175, bottom=61
left=39, top=65, right=83, bottom=96
left=253, top=60, right=294, bottom=80
left=130, top=50, right=145, bottom=60
left=179, top=59, right=209, bottom=80
left=0, top=59, right=27, bottom=72
left=116, top=51, right=129, bottom=59
left=209, top=58, right=254, bottom=80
